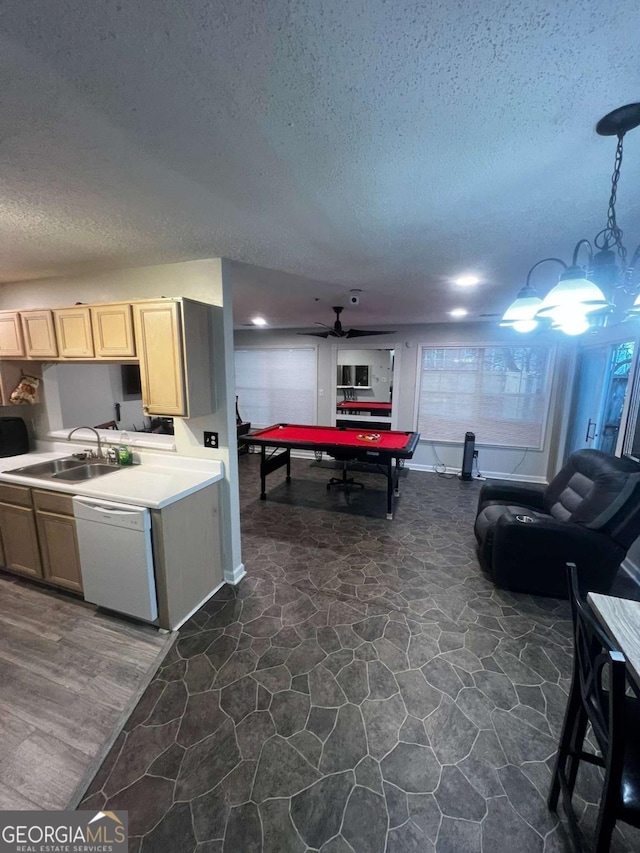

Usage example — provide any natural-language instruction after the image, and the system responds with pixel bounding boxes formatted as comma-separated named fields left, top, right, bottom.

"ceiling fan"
left=298, top=306, right=395, bottom=339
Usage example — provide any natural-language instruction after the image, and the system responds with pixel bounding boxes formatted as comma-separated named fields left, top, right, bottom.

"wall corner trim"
left=227, top=562, right=246, bottom=585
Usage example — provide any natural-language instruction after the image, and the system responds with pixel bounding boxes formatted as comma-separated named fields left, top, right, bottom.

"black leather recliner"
left=474, top=449, right=640, bottom=598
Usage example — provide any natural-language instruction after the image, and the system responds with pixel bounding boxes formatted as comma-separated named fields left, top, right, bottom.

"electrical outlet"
left=204, top=431, right=219, bottom=449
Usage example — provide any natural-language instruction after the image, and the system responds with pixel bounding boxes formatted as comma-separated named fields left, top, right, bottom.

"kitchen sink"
left=5, top=457, right=122, bottom=482
left=52, top=463, right=120, bottom=481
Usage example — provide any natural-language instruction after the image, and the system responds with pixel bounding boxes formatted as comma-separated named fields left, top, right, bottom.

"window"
left=235, top=348, right=317, bottom=427
left=417, top=345, right=553, bottom=449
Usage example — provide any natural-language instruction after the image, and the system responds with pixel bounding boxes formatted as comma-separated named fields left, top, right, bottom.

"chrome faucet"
left=67, top=426, right=103, bottom=459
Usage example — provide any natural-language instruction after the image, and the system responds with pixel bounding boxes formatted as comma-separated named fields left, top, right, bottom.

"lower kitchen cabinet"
left=0, top=501, right=42, bottom=579
left=33, top=489, right=82, bottom=593
left=0, top=486, right=82, bottom=593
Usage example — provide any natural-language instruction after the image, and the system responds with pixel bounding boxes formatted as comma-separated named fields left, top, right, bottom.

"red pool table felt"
left=250, top=423, right=414, bottom=451
left=336, top=401, right=392, bottom=413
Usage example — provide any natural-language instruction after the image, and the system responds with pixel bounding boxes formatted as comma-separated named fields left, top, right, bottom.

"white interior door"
left=566, top=341, right=635, bottom=459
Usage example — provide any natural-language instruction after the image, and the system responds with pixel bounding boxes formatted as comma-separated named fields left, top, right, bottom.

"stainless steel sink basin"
left=7, top=457, right=86, bottom=477
left=52, top=463, right=120, bottom=481
left=5, top=457, right=122, bottom=482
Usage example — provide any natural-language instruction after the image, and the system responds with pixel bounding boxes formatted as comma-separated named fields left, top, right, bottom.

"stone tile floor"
left=80, top=456, right=640, bottom=852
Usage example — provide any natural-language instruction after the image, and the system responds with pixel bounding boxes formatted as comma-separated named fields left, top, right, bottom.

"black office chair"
left=548, top=563, right=640, bottom=852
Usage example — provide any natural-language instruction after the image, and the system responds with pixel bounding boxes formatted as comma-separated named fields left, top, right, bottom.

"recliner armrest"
left=476, top=480, right=546, bottom=514
left=491, top=513, right=624, bottom=598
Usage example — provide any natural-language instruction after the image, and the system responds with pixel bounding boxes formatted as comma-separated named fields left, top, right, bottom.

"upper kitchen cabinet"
left=54, top=307, right=94, bottom=358
left=91, top=303, right=136, bottom=358
left=21, top=310, right=58, bottom=358
left=0, top=312, right=25, bottom=357
left=133, top=299, right=213, bottom=418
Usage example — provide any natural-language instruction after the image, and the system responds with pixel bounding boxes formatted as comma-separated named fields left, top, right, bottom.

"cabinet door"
left=0, top=502, right=42, bottom=578
left=0, top=312, right=25, bottom=357
left=133, top=301, right=186, bottom=416
left=36, top=510, right=83, bottom=593
left=54, top=307, right=94, bottom=358
left=91, top=304, right=136, bottom=358
left=21, top=311, right=58, bottom=358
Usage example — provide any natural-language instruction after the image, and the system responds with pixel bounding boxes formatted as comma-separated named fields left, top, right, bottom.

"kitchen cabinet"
left=0, top=312, right=25, bottom=357
left=133, top=299, right=213, bottom=418
left=0, top=485, right=42, bottom=579
left=34, top=490, right=82, bottom=593
left=91, top=303, right=136, bottom=358
left=0, top=297, right=214, bottom=420
left=151, top=483, right=222, bottom=629
left=21, top=311, right=58, bottom=358
left=54, top=307, right=94, bottom=358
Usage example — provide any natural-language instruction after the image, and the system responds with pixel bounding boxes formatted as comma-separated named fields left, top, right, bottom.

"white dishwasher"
left=73, top=496, right=158, bottom=622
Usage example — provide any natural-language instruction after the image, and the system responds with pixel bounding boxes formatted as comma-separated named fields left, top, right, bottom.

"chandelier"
left=501, top=103, right=640, bottom=336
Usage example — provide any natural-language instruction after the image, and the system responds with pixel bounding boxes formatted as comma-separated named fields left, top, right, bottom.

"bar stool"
left=548, top=563, right=640, bottom=851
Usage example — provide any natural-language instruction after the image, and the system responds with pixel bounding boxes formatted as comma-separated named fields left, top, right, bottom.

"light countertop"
left=0, top=448, right=224, bottom=509
left=588, top=592, right=640, bottom=691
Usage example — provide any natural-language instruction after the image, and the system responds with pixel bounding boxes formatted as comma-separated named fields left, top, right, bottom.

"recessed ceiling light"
left=455, top=275, right=480, bottom=286
left=252, top=316, right=267, bottom=326
left=450, top=308, right=468, bottom=318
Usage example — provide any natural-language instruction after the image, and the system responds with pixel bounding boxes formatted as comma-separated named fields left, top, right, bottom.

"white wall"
left=44, top=362, right=143, bottom=430
left=0, top=258, right=243, bottom=584
left=234, top=322, right=578, bottom=482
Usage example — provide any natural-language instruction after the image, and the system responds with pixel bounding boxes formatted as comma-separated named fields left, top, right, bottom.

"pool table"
left=336, top=401, right=393, bottom=417
left=240, top=423, right=420, bottom=519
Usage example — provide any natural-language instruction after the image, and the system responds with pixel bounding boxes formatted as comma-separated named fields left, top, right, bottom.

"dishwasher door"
left=73, top=497, right=157, bottom=622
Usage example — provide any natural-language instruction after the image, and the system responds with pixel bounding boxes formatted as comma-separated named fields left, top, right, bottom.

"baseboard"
left=404, top=462, right=547, bottom=484
left=226, top=562, right=246, bottom=585
left=278, top=450, right=547, bottom=484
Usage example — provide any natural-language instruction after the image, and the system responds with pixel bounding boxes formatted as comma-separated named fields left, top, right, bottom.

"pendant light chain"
left=501, top=103, right=640, bottom=333
left=605, top=133, right=628, bottom=271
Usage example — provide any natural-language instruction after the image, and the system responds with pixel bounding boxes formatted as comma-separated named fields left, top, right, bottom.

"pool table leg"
left=394, top=458, right=401, bottom=497
left=386, top=458, right=394, bottom=520
left=260, top=446, right=267, bottom=499
left=260, top=447, right=292, bottom=500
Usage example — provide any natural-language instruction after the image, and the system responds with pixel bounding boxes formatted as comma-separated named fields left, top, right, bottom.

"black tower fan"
left=460, top=432, right=475, bottom=481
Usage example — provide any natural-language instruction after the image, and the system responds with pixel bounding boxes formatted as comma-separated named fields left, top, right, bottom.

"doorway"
left=566, top=340, right=635, bottom=459
left=333, top=347, right=396, bottom=430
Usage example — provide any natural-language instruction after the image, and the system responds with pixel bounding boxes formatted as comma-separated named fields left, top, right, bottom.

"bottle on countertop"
left=118, top=430, right=133, bottom=466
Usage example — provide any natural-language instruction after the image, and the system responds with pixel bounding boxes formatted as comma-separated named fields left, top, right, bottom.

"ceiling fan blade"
left=297, top=330, right=331, bottom=338
left=345, top=329, right=395, bottom=338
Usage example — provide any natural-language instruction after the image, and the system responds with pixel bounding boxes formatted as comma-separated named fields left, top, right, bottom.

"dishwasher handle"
left=72, top=496, right=151, bottom=531
left=80, top=503, right=142, bottom=516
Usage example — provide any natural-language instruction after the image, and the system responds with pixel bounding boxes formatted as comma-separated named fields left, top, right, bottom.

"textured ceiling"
left=2, top=0, right=640, bottom=327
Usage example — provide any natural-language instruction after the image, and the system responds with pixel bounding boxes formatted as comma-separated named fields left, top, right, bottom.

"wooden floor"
left=0, top=574, right=173, bottom=810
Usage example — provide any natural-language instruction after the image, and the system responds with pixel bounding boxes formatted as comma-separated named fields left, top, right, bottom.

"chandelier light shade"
left=627, top=293, right=640, bottom=318
left=499, top=284, right=543, bottom=333
left=501, top=103, right=640, bottom=336
left=535, top=267, right=612, bottom=322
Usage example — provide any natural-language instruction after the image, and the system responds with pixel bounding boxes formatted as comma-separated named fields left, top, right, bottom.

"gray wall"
left=234, top=321, right=578, bottom=482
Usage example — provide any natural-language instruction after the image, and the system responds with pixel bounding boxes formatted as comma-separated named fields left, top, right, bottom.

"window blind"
left=235, top=348, right=317, bottom=427
left=417, top=345, right=553, bottom=449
